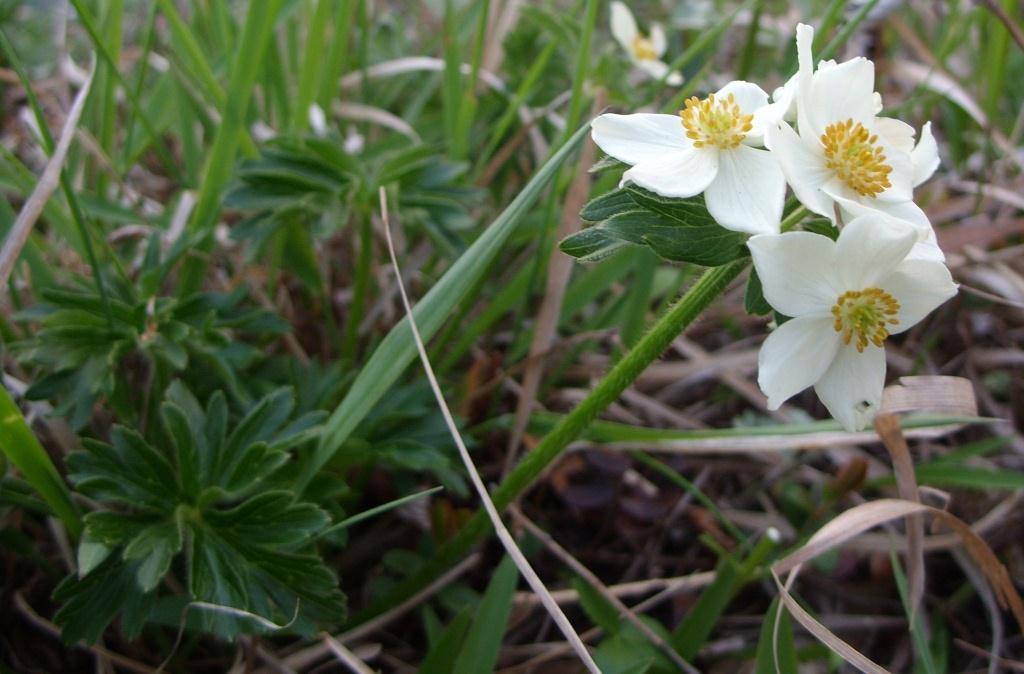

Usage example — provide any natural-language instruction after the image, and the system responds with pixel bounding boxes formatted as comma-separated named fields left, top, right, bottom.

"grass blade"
left=451, top=555, right=519, bottom=674
left=0, top=385, right=82, bottom=537
left=300, top=122, right=591, bottom=487
left=177, top=0, right=286, bottom=294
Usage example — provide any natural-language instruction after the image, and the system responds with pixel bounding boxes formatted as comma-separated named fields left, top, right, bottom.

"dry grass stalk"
left=505, top=91, right=604, bottom=474
left=379, top=188, right=602, bottom=674
left=0, top=58, right=94, bottom=287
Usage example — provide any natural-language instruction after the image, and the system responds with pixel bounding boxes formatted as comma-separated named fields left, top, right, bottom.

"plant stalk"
left=343, top=257, right=748, bottom=629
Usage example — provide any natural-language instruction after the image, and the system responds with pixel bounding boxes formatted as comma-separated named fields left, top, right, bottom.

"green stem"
left=343, top=257, right=748, bottom=629
left=343, top=212, right=373, bottom=361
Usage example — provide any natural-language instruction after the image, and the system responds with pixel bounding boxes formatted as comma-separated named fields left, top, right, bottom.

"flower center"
left=820, top=119, right=892, bottom=198
left=631, top=35, right=658, bottom=61
left=679, top=93, right=753, bottom=150
left=831, top=288, right=900, bottom=352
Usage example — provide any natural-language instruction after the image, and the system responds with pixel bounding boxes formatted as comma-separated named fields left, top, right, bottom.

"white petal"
left=748, top=231, right=841, bottom=316
left=814, top=343, right=886, bottom=432
left=716, top=80, right=770, bottom=113
left=758, top=316, right=841, bottom=410
left=911, top=121, right=940, bottom=187
left=704, top=145, right=784, bottom=235
left=906, top=227, right=945, bottom=262
left=803, top=57, right=877, bottom=138
left=795, top=23, right=815, bottom=85
left=874, top=117, right=915, bottom=155
left=771, top=73, right=799, bottom=120
left=716, top=80, right=771, bottom=146
left=828, top=189, right=933, bottom=237
left=591, top=113, right=689, bottom=165
left=649, top=22, right=667, bottom=56
left=876, top=140, right=914, bottom=202
left=610, top=2, right=638, bottom=50
left=636, top=58, right=682, bottom=85
left=794, top=23, right=815, bottom=136
left=834, top=213, right=917, bottom=289
left=621, top=146, right=718, bottom=198
left=765, top=122, right=833, bottom=218
left=880, top=259, right=957, bottom=333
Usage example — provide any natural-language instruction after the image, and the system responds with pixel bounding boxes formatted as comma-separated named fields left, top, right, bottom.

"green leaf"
left=594, top=633, right=656, bottom=674
left=0, top=385, right=82, bottom=536
left=671, top=555, right=739, bottom=659
left=572, top=575, right=622, bottom=634
left=754, top=598, right=798, bottom=674
left=203, top=492, right=329, bottom=547
left=560, top=227, right=629, bottom=262
left=302, top=122, right=592, bottom=488
left=123, top=519, right=184, bottom=591
left=53, top=556, right=153, bottom=644
left=580, top=187, right=635, bottom=222
left=77, top=533, right=113, bottom=578
left=566, top=186, right=749, bottom=267
left=418, top=607, right=473, bottom=674
left=58, top=382, right=342, bottom=642
left=745, top=267, right=773, bottom=316
left=452, top=554, right=519, bottom=674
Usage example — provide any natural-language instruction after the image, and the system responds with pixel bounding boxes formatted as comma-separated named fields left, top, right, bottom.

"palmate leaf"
left=563, top=185, right=748, bottom=266
left=17, top=282, right=287, bottom=429
left=57, top=383, right=341, bottom=642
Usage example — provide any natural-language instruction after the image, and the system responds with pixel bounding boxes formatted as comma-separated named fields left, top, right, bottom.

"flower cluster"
left=590, top=21, right=957, bottom=431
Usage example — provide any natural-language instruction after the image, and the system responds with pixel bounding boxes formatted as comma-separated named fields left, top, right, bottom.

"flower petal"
left=758, top=315, right=841, bottom=410
left=834, top=213, right=917, bottom=289
left=610, top=1, right=638, bottom=50
left=794, top=23, right=816, bottom=138
left=716, top=80, right=771, bottom=145
left=717, top=80, right=770, bottom=113
left=911, top=121, right=940, bottom=187
left=649, top=22, right=667, bottom=56
left=765, top=122, right=833, bottom=218
left=591, top=113, right=689, bottom=165
left=880, top=259, right=957, bottom=334
left=636, top=58, right=682, bottom=85
left=748, top=231, right=841, bottom=316
left=803, top=57, right=877, bottom=138
left=906, top=227, right=945, bottom=262
left=704, top=145, right=784, bottom=234
left=827, top=188, right=933, bottom=236
left=621, top=146, right=718, bottom=198
left=874, top=117, right=915, bottom=155
left=814, top=343, right=886, bottom=432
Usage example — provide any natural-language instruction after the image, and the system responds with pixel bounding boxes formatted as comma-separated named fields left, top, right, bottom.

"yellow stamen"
left=820, top=119, right=892, bottom=198
left=631, top=34, right=658, bottom=61
left=678, top=93, right=754, bottom=150
left=831, top=287, right=900, bottom=352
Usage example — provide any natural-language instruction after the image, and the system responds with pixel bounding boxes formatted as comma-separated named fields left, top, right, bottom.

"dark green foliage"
left=744, top=267, right=773, bottom=316
left=563, top=185, right=748, bottom=267
left=226, top=137, right=481, bottom=290
left=14, top=277, right=287, bottom=430
left=56, top=382, right=343, bottom=642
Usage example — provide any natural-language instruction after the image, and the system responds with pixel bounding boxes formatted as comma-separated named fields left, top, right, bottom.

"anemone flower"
left=610, top=1, right=683, bottom=86
left=748, top=213, right=957, bottom=431
left=591, top=81, right=785, bottom=235
left=766, top=23, right=938, bottom=236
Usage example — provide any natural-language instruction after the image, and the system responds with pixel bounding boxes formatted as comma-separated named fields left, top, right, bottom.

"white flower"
left=308, top=103, right=328, bottom=136
left=610, top=1, right=683, bottom=86
left=748, top=213, right=957, bottom=431
left=766, top=24, right=939, bottom=236
left=591, top=81, right=786, bottom=235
